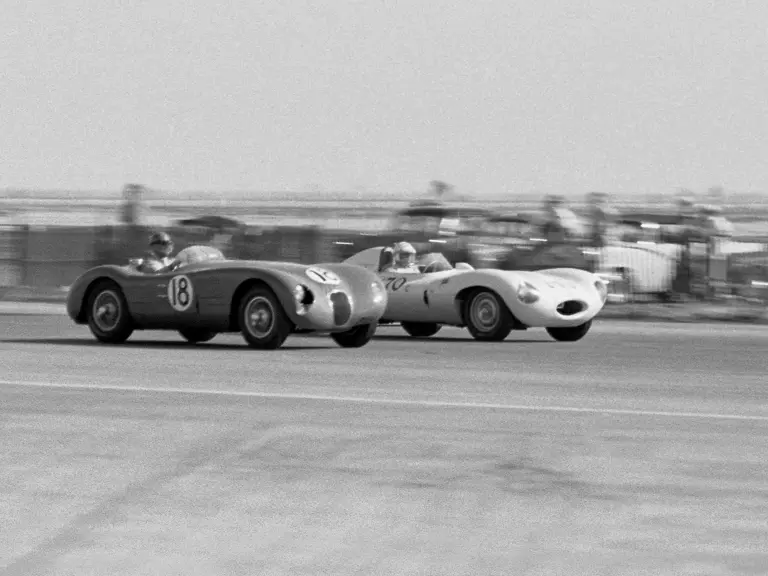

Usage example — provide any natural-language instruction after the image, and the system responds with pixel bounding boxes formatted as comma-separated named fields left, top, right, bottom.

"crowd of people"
left=120, top=181, right=738, bottom=275
left=534, top=192, right=734, bottom=247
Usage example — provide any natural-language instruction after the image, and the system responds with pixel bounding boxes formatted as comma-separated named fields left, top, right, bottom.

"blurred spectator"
left=659, top=194, right=702, bottom=244
left=429, top=180, right=452, bottom=198
left=676, top=194, right=697, bottom=222
left=706, top=185, right=725, bottom=206
left=120, top=183, right=146, bottom=225
left=538, top=194, right=568, bottom=242
left=538, top=194, right=586, bottom=242
left=698, top=204, right=734, bottom=237
left=585, top=191, right=617, bottom=247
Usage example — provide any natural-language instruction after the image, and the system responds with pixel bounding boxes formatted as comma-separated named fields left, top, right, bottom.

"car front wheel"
left=401, top=321, right=441, bottom=338
left=331, top=323, right=377, bottom=348
left=546, top=320, right=592, bottom=342
left=178, top=328, right=218, bottom=344
left=86, top=281, right=134, bottom=344
left=463, top=289, right=513, bottom=342
left=238, top=286, right=292, bottom=349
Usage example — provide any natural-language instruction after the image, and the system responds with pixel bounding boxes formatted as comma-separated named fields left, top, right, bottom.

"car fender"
left=501, top=268, right=606, bottom=325
left=227, top=264, right=385, bottom=328
left=393, top=269, right=518, bottom=325
left=228, top=268, right=320, bottom=326
left=533, top=267, right=601, bottom=287
left=521, top=268, right=606, bottom=305
left=433, top=269, right=524, bottom=322
left=434, top=267, right=603, bottom=324
left=316, top=262, right=387, bottom=301
left=67, top=265, right=135, bottom=323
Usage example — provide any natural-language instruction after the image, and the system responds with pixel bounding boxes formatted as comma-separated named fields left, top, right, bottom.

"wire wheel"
left=244, top=296, right=276, bottom=339
left=92, top=290, right=122, bottom=332
left=238, top=286, right=292, bottom=349
left=86, top=281, right=134, bottom=344
left=463, top=289, right=513, bottom=342
left=469, top=292, right=501, bottom=333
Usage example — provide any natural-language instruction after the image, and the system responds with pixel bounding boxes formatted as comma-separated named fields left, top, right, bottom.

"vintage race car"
left=66, top=245, right=388, bottom=349
left=344, top=246, right=608, bottom=342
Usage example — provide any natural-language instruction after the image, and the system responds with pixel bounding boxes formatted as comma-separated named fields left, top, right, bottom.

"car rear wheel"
left=463, top=289, right=513, bottom=342
left=86, top=281, right=134, bottom=344
left=178, top=328, right=218, bottom=344
left=546, top=320, right=592, bottom=342
left=401, top=321, right=441, bottom=338
left=238, top=286, right=292, bottom=349
left=331, top=323, right=377, bottom=348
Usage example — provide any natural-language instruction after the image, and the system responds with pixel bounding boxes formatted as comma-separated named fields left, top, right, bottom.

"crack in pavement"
left=0, top=428, right=260, bottom=576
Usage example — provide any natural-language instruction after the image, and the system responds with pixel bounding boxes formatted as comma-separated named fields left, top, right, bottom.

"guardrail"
left=0, top=223, right=766, bottom=303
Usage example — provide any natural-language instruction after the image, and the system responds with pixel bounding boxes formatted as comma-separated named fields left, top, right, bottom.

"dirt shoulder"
left=599, top=300, right=768, bottom=324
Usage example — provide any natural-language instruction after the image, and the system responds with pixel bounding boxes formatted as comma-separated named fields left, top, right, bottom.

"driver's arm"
left=156, top=259, right=180, bottom=273
left=138, top=258, right=179, bottom=274
left=138, top=259, right=164, bottom=273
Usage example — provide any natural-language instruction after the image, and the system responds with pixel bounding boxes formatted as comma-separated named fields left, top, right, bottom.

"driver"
left=138, top=231, right=177, bottom=273
left=384, top=241, right=420, bottom=273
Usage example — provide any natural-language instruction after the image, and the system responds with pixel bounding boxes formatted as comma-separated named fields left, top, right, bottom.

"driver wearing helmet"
left=138, top=231, right=176, bottom=273
left=384, top=241, right=421, bottom=273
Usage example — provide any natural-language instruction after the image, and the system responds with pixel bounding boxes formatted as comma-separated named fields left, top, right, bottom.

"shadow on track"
left=0, top=337, right=334, bottom=351
left=373, top=334, right=552, bottom=344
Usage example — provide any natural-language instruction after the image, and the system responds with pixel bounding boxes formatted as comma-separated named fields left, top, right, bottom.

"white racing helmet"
left=393, top=241, right=416, bottom=267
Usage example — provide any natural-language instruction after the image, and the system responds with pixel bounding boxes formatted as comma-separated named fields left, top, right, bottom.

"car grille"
left=330, top=291, right=352, bottom=326
left=556, top=300, right=586, bottom=316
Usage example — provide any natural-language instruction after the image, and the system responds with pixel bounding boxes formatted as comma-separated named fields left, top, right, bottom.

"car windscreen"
left=175, top=245, right=226, bottom=267
left=416, top=252, right=453, bottom=273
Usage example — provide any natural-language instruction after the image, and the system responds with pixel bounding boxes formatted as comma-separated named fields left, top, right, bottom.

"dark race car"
left=66, top=245, right=388, bottom=350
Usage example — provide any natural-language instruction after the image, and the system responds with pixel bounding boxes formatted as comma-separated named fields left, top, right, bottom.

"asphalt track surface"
left=1, top=316, right=767, bottom=576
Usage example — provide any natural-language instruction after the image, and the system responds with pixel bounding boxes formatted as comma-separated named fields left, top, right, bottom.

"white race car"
left=344, top=247, right=609, bottom=342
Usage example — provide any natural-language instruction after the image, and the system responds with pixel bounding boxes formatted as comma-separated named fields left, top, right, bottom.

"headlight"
left=517, top=281, right=540, bottom=304
left=293, top=284, right=314, bottom=314
left=594, top=278, right=608, bottom=302
left=371, top=281, right=386, bottom=304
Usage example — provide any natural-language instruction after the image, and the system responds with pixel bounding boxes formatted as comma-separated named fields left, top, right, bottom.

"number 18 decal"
left=306, top=267, right=340, bottom=285
left=168, top=275, right=194, bottom=311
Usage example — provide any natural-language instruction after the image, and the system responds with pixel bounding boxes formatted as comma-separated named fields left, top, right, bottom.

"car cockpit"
left=376, top=246, right=457, bottom=274
left=129, top=245, right=226, bottom=274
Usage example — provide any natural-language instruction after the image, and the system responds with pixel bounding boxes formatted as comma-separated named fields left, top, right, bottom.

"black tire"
left=86, top=280, right=134, bottom=344
left=178, top=328, right=218, bottom=344
left=238, top=286, right=292, bottom=349
left=546, top=320, right=592, bottom=342
left=401, top=321, right=441, bottom=338
left=462, top=289, right=513, bottom=342
left=331, top=323, right=377, bottom=348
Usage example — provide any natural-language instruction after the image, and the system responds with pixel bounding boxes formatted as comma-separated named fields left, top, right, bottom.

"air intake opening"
left=330, top=291, right=352, bottom=326
left=556, top=300, right=586, bottom=316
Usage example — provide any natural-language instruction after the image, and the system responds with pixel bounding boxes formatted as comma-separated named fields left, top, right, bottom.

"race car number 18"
left=168, top=275, right=194, bottom=311
left=306, top=266, right=340, bottom=285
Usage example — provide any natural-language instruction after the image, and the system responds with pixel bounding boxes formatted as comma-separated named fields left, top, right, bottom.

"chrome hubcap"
left=245, top=296, right=275, bottom=338
left=93, top=291, right=121, bottom=332
left=470, top=293, right=499, bottom=332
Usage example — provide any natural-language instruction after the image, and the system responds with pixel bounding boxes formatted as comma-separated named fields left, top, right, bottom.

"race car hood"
left=498, top=268, right=595, bottom=294
left=199, top=260, right=313, bottom=275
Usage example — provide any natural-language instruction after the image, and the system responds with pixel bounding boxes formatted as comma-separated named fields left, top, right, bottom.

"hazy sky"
left=3, top=0, right=767, bottom=197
